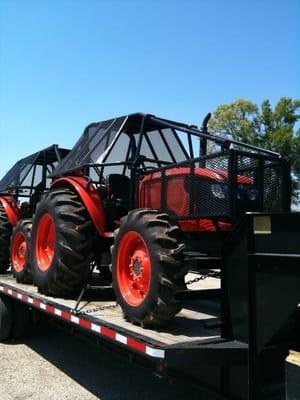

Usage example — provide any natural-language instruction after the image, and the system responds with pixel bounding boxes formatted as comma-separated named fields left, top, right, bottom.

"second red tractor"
left=0, top=145, right=69, bottom=280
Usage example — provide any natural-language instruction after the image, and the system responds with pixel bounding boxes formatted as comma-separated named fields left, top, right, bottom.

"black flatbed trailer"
left=1, top=212, right=300, bottom=400
left=0, top=273, right=221, bottom=361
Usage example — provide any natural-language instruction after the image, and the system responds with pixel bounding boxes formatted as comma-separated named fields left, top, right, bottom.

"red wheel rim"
left=12, top=231, right=27, bottom=273
left=35, top=213, right=56, bottom=272
left=116, top=231, right=151, bottom=307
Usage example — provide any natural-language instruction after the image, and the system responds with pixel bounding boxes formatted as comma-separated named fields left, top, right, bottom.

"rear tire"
left=31, top=188, right=95, bottom=295
left=111, top=209, right=186, bottom=328
left=0, top=204, right=12, bottom=273
left=11, top=219, right=33, bottom=283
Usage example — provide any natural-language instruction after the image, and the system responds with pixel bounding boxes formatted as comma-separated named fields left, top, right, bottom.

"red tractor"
left=28, top=114, right=290, bottom=327
left=0, top=145, right=69, bottom=281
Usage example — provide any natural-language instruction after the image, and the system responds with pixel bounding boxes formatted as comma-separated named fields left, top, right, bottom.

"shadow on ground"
left=8, top=321, right=224, bottom=400
left=5, top=320, right=299, bottom=400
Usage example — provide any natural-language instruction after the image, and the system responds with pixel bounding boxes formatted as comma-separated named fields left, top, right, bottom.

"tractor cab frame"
left=0, top=144, right=69, bottom=217
left=50, top=113, right=291, bottom=234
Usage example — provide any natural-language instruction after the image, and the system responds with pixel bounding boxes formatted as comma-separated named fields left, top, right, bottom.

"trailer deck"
left=0, top=273, right=221, bottom=360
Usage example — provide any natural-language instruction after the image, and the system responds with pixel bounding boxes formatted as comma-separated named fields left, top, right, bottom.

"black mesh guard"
left=140, top=150, right=290, bottom=223
left=51, top=116, right=127, bottom=177
left=0, top=153, right=39, bottom=191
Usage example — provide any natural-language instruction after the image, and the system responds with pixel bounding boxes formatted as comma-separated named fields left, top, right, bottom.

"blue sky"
left=0, top=0, right=299, bottom=178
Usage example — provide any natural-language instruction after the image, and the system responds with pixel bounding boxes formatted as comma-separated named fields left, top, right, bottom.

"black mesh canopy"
left=0, top=145, right=69, bottom=194
left=0, top=153, right=39, bottom=191
left=51, top=113, right=197, bottom=177
left=50, top=112, right=284, bottom=183
left=52, top=116, right=127, bottom=176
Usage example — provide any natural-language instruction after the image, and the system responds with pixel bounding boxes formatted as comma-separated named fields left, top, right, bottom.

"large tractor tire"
left=31, top=188, right=95, bottom=296
left=11, top=219, right=33, bottom=283
left=111, top=209, right=186, bottom=328
left=0, top=204, right=12, bottom=273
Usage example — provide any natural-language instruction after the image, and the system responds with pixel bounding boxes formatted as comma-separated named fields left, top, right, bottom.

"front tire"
left=0, top=204, right=12, bottom=273
left=111, top=209, right=186, bottom=328
left=31, top=188, right=95, bottom=295
left=11, top=219, right=33, bottom=283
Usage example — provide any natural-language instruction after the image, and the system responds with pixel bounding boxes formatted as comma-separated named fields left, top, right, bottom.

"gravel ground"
left=0, top=322, right=299, bottom=400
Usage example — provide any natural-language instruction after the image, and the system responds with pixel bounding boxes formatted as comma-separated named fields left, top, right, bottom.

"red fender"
left=0, top=196, right=20, bottom=227
left=51, top=177, right=106, bottom=236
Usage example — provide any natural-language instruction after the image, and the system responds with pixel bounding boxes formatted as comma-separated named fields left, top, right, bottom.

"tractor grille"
left=139, top=150, right=290, bottom=223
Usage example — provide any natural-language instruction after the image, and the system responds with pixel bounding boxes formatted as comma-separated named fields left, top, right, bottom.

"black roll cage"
left=0, top=145, right=70, bottom=207
left=50, top=113, right=289, bottom=223
left=52, top=112, right=280, bottom=177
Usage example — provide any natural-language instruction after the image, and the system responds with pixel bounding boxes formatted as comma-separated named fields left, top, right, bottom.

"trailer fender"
left=0, top=196, right=20, bottom=227
left=51, top=177, right=106, bottom=236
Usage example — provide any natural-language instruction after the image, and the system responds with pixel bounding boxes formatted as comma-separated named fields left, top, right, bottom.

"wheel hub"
left=35, top=213, right=56, bottom=272
left=18, top=242, right=27, bottom=258
left=131, top=258, right=142, bottom=277
left=116, top=231, right=151, bottom=307
left=12, top=231, right=27, bottom=273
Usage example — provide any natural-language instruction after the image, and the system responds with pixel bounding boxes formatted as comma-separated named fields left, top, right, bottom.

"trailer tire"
left=111, top=209, right=186, bottom=328
left=31, top=188, right=95, bottom=295
left=0, top=204, right=12, bottom=273
left=11, top=219, right=33, bottom=283
left=11, top=302, right=32, bottom=339
left=0, top=295, right=12, bottom=341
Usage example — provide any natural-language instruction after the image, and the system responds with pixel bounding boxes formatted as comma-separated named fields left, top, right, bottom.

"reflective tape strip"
left=71, top=315, right=80, bottom=324
left=146, top=346, right=165, bottom=358
left=0, top=284, right=165, bottom=359
left=91, top=323, right=101, bottom=333
left=116, top=333, right=127, bottom=344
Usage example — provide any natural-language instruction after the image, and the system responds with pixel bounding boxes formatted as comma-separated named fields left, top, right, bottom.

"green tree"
left=209, top=97, right=300, bottom=204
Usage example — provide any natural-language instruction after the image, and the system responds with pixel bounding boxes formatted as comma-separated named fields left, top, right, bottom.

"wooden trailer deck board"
left=0, top=273, right=221, bottom=358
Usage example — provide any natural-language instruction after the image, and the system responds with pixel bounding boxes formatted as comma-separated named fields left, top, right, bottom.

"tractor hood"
left=140, top=167, right=253, bottom=185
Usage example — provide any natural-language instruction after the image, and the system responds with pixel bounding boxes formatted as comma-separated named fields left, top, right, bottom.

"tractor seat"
left=106, top=174, right=130, bottom=207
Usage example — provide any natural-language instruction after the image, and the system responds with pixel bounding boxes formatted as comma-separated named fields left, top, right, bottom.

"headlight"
left=211, top=183, right=227, bottom=199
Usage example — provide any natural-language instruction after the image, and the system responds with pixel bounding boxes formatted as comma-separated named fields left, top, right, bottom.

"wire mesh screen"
left=0, top=153, right=38, bottom=191
left=236, top=154, right=287, bottom=213
left=52, top=117, right=126, bottom=177
left=139, top=151, right=289, bottom=222
left=263, top=163, right=284, bottom=211
left=139, top=154, right=231, bottom=219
